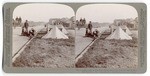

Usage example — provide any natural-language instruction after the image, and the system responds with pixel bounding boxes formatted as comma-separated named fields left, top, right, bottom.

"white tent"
left=42, top=25, right=69, bottom=39
left=48, top=24, right=68, bottom=34
left=106, top=26, right=132, bottom=40
left=57, top=24, right=69, bottom=34
left=111, top=25, right=132, bottom=35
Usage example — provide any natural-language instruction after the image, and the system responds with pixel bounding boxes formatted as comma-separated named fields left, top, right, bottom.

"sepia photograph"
left=2, top=2, right=147, bottom=73
left=12, top=4, right=139, bottom=69
left=12, top=4, right=75, bottom=68
left=75, top=4, right=138, bottom=68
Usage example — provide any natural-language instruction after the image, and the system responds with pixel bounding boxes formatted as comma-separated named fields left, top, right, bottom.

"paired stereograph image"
left=12, top=4, right=138, bottom=69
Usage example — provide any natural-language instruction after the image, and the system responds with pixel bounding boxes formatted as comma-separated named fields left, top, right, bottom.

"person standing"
left=18, top=17, right=22, bottom=25
left=80, top=18, right=83, bottom=22
left=24, top=20, right=29, bottom=33
left=83, top=18, right=86, bottom=26
left=76, top=20, right=80, bottom=30
left=85, top=28, right=89, bottom=37
left=88, top=21, right=93, bottom=35
left=15, top=17, right=19, bottom=22
left=21, top=26, right=25, bottom=36
left=80, top=18, right=83, bottom=26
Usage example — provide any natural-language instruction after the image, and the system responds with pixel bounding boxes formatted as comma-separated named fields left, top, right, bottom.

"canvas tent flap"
left=121, top=25, right=132, bottom=35
left=57, top=24, right=69, bottom=34
left=111, top=25, right=132, bottom=35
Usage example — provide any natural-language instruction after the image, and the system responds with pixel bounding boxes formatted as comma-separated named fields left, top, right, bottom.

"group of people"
left=21, top=20, right=35, bottom=39
left=76, top=18, right=99, bottom=39
left=76, top=18, right=86, bottom=29
left=15, top=17, right=22, bottom=24
left=13, top=17, right=22, bottom=29
left=85, top=21, right=99, bottom=39
left=14, top=17, right=99, bottom=39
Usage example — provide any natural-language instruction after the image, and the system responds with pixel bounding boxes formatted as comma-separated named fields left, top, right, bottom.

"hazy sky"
left=13, top=4, right=75, bottom=22
left=76, top=4, right=138, bottom=23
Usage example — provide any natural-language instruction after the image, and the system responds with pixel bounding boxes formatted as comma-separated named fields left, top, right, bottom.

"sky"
left=13, top=4, right=138, bottom=23
left=76, top=4, right=138, bottom=23
left=13, top=4, right=75, bottom=22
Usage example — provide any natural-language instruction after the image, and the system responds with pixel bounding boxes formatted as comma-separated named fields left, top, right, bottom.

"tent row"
left=41, top=24, right=132, bottom=40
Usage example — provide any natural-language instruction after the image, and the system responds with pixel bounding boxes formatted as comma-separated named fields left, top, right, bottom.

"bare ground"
left=12, top=35, right=75, bottom=68
left=76, top=37, right=138, bottom=68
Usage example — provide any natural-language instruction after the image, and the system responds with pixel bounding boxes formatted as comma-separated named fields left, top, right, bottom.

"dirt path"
left=12, top=26, right=45, bottom=62
left=75, top=38, right=98, bottom=61
left=12, top=31, right=75, bottom=68
left=75, top=27, right=109, bottom=61
left=75, top=28, right=93, bottom=57
left=12, top=25, right=44, bottom=57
